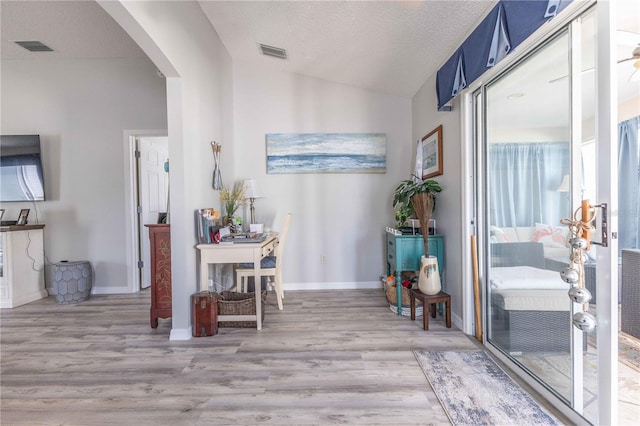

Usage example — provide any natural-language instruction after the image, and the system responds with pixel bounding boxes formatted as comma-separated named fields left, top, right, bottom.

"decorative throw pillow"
left=532, top=223, right=568, bottom=248
left=490, top=226, right=509, bottom=243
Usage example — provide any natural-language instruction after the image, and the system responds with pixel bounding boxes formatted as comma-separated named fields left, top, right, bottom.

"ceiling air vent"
left=15, top=41, right=53, bottom=52
left=259, top=43, right=287, bottom=60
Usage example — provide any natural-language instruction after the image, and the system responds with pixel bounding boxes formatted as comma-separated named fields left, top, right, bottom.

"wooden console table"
left=145, top=224, right=172, bottom=328
left=196, top=234, right=277, bottom=331
left=385, top=231, right=444, bottom=314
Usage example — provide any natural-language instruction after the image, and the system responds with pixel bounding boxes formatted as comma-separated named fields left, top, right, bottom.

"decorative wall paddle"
left=211, top=141, right=223, bottom=190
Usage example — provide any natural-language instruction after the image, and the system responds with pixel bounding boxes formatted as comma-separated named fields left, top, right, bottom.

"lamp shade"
left=243, top=179, right=263, bottom=199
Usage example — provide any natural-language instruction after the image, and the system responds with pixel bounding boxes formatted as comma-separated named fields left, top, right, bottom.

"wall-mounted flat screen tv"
left=0, top=135, right=46, bottom=201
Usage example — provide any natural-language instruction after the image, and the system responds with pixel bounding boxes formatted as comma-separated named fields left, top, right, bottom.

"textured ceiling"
left=1, top=0, right=497, bottom=98
left=199, top=1, right=496, bottom=97
left=1, top=0, right=637, bottom=104
left=0, top=1, right=146, bottom=60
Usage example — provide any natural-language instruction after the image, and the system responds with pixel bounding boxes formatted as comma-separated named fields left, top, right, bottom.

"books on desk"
left=220, top=233, right=268, bottom=244
left=195, top=208, right=220, bottom=244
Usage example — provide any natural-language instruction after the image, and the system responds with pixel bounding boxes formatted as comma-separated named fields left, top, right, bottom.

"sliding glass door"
left=473, top=3, right=628, bottom=423
left=482, top=28, right=576, bottom=404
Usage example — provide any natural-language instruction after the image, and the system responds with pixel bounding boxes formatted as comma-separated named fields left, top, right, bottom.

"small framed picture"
left=17, top=209, right=30, bottom=225
left=421, top=125, right=444, bottom=179
left=0, top=209, right=4, bottom=222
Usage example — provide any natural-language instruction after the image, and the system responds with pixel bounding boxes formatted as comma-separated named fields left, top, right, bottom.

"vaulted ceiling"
left=1, top=0, right=638, bottom=105
left=197, top=1, right=495, bottom=97
left=1, top=0, right=497, bottom=98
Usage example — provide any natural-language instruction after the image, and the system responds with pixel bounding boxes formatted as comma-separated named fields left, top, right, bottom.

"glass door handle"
left=589, top=202, right=608, bottom=247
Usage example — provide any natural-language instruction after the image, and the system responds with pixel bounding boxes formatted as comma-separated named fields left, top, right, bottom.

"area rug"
left=588, top=303, right=640, bottom=371
left=619, top=332, right=640, bottom=371
left=414, top=350, right=560, bottom=425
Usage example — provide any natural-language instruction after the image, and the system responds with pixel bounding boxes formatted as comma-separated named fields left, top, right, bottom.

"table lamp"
left=243, top=179, right=263, bottom=224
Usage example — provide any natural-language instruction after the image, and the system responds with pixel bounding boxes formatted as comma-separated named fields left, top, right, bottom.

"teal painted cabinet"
left=385, top=231, right=444, bottom=314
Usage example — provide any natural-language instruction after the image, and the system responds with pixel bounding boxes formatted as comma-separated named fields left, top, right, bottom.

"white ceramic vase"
left=418, top=255, right=441, bottom=295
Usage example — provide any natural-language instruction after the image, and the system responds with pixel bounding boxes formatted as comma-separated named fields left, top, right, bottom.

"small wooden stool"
left=409, top=289, right=451, bottom=331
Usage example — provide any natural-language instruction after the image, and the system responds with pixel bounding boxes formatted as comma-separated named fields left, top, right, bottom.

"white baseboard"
left=0, top=289, right=48, bottom=309
left=47, top=286, right=134, bottom=296
left=452, top=312, right=463, bottom=331
left=170, top=327, right=192, bottom=341
left=91, top=286, right=134, bottom=295
left=283, top=281, right=382, bottom=291
left=49, top=283, right=383, bottom=295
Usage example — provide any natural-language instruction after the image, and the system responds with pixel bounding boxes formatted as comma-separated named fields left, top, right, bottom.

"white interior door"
left=138, top=136, right=169, bottom=289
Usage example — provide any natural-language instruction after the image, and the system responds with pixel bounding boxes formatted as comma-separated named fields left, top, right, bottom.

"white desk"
left=196, top=234, right=277, bottom=330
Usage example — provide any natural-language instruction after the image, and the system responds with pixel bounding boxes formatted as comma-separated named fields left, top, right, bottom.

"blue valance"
left=436, top=0, right=572, bottom=110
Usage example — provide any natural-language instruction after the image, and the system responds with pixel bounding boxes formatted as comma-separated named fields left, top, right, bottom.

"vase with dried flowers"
left=220, top=181, right=246, bottom=232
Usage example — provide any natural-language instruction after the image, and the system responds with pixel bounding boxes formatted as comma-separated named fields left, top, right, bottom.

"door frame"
left=460, top=0, right=619, bottom=423
left=123, top=129, right=168, bottom=294
left=461, top=0, right=596, bottom=336
left=594, top=1, right=619, bottom=421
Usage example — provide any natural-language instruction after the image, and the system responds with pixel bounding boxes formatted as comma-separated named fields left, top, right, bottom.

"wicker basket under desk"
left=216, top=291, right=267, bottom=327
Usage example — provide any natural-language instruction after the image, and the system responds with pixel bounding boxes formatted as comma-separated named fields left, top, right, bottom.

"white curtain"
left=488, top=142, right=570, bottom=227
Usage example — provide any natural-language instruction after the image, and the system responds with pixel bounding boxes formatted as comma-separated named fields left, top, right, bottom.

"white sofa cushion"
left=531, top=223, right=569, bottom=248
left=495, top=224, right=571, bottom=260
left=490, top=226, right=512, bottom=243
left=493, top=289, right=570, bottom=311
left=515, top=227, right=535, bottom=242
left=490, top=266, right=570, bottom=311
left=490, top=266, right=567, bottom=290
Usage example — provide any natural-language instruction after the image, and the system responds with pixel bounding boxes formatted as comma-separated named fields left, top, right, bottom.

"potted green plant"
left=392, top=177, right=442, bottom=257
left=394, top=204, right=412, bottom=229
left=393, top=177, right=442, bottom=295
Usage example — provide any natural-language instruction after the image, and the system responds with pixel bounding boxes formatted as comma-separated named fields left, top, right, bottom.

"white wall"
left=102, top=1, right=234, bottom=338
left=412, top=73, right=465, bottom=326
left=233, top=64, right=412, bottom=288
left=619, top=95, right=640, bottom=123
left=1, top=58, right=167, bottom=292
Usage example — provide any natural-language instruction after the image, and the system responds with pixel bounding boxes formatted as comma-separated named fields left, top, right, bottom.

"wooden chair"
left=235, top=213, right=292, bottom=310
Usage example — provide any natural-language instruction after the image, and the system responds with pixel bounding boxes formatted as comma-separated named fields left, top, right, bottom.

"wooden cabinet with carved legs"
left=145, top=224, right=172, bottom=328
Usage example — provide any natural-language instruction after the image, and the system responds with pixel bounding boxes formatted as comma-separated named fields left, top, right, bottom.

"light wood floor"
left=1, top=289, right=569, bottom=425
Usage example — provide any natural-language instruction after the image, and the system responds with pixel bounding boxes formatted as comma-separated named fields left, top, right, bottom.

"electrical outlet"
left=321, top=255, right=327, bottom=264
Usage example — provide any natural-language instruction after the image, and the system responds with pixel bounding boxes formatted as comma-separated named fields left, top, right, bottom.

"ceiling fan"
left=618, top=44, right=640, bottom=82
left=549, top=31, right=640, bottom=84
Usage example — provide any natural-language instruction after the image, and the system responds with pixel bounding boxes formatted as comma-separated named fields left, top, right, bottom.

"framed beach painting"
left=266, top=133, right=386, bottom=174
left=421, top=125, right=443, bottom=179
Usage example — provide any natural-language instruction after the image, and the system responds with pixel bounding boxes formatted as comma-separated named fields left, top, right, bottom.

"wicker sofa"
left=621, top=249, right=640, bottom=339
left=489, top=242, right=582, bottom=353
left=491, top=299, right=575, bottom=353
left=491, top=224, right=572, bottom=260
left=489, top=264, right=577, bottom=353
